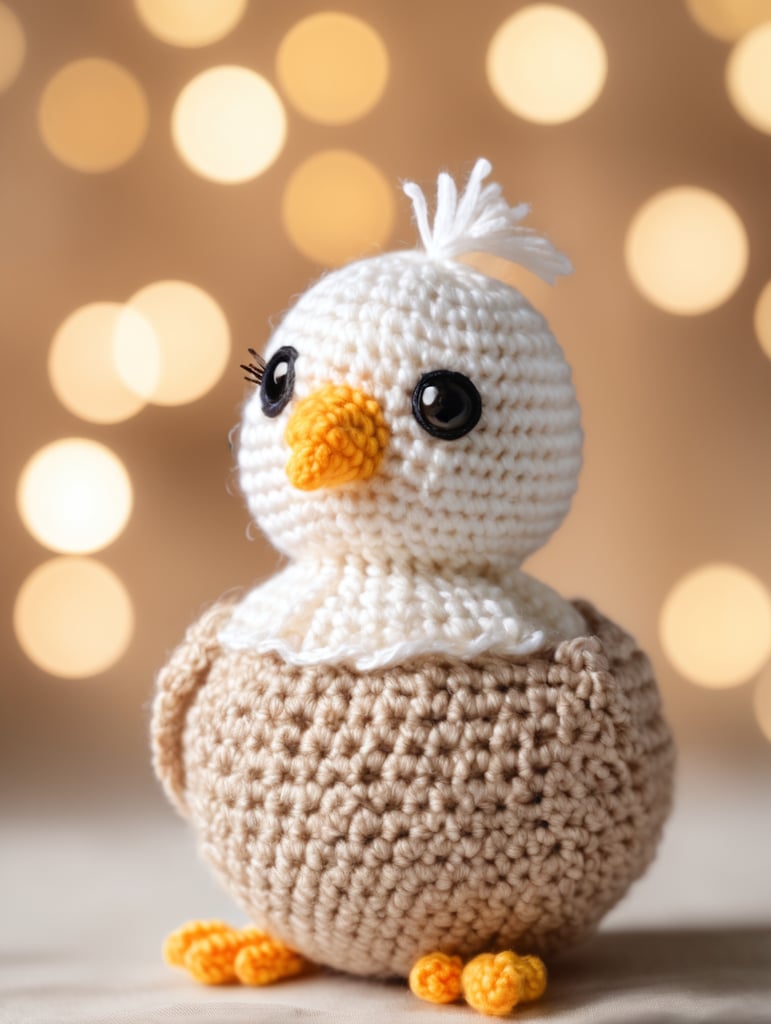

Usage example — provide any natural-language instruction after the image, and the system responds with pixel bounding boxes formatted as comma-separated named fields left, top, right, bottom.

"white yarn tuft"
left=403, top=157, right=573, bottom=284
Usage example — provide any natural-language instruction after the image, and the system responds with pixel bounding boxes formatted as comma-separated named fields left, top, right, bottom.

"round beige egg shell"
left=238, top=251, right=583, bottom=571
left=154, top=598, right=675, bottom=978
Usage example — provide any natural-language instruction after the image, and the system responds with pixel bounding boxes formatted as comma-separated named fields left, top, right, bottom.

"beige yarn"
left=153, top=597, right=675, bottom=979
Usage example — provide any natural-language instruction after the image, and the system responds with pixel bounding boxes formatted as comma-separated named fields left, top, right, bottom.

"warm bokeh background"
left=3, top=0, right=771, bottom=813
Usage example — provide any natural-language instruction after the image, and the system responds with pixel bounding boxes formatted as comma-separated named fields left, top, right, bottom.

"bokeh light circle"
left=726, top=22, right=771, bottom=135
left=686, top=0, right=771, bottom=41
left=276, top=12, right=389, bottom=125
left=0, top=2, right=25, bottom=93
left=124, top=280, right=230, bottom=405
left=172, top=66, right=286, bottom=183
left=39, top=58, right=148, bottom=172
left=18, top=439, right=133, bottom=554
left=282, top=150, right=395, bottom=267
left=14, top=557, right=134, bottom=678
left=49, top=302, right=159, bottom=423
left=625, top=187, right=748, bottom=315
left=660, top=563, right=771, bottom=688
left=754, top=280, right=771, bottom=359
left=112, top=305, right=163, bottom=399
left=486, top=4, right=607, bottom=124
left=134, top=0, right=247, bottom=47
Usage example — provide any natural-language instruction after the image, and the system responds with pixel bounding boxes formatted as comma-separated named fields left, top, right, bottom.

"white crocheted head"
left=238, top=159, right=582, bottom=573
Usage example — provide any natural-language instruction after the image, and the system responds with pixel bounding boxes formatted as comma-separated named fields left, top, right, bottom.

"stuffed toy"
left=152, top=159, right=674, bottom=1017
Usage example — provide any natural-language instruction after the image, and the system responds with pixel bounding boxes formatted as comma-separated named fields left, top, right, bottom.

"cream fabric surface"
left=2, top=755, right=770, bottom=1024
left=3, top=929, right=770, bottom=1024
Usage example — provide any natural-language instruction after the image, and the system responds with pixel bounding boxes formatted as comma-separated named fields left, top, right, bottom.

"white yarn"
left=157, top=599, right=675, bottom=977
left=222, top=161, right=584, bottom=667
left=220, top=558, right=587, bottom=670
left=403, top=158, right=573, bottom=284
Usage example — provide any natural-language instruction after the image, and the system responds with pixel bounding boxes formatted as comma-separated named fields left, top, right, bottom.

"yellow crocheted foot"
left=461, top=951, right=547, bottom=1016
left=513, top=954, right=547, bottom=1003
left=163, top=920, right=307, bottom=986
left=163, top=920, right=235, bottom=975
left=235, top=935, right=308, bottom=985
left=409, top=951, right=463, bottom=1004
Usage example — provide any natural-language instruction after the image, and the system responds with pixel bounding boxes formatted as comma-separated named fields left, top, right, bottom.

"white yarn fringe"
left=403, top=157, right=572, bottom=285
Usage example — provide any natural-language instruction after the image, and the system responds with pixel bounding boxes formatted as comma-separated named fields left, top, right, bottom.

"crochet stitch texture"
left=154, top=598, right=674, bottom=978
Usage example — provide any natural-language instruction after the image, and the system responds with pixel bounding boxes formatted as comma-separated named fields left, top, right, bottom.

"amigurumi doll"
left=152, top=159, right=675, bottom=1016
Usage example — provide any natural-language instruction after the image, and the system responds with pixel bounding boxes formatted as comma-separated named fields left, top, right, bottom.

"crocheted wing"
left=152, top=598, right=238, bottom=817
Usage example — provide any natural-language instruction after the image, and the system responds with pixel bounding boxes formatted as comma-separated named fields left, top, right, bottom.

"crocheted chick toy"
left=152, top=159, right=675, bottom=1017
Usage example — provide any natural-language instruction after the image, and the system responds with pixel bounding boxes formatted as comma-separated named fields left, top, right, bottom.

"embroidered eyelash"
left=241, top=348, right=266, bottom=386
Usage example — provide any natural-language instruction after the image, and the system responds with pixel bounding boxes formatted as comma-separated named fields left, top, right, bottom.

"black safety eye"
left=260, top=346, right=298, bottom=418
left=411, top=370, right=482, bottom=440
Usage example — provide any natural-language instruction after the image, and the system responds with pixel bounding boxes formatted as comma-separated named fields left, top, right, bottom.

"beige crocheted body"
left=152, top=598, right=674, bottom=979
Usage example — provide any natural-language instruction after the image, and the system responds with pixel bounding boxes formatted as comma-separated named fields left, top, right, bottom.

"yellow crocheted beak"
left=284, top=383, right=389, bottom=491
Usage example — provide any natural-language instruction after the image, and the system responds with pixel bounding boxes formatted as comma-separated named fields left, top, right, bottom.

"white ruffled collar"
left=218, top=556, right=586, bottom=671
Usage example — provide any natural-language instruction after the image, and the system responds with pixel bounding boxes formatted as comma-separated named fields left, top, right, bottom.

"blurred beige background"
left=2, top=0, right=771, bottom=811
left=2, top=4, right=771, bottom=1022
